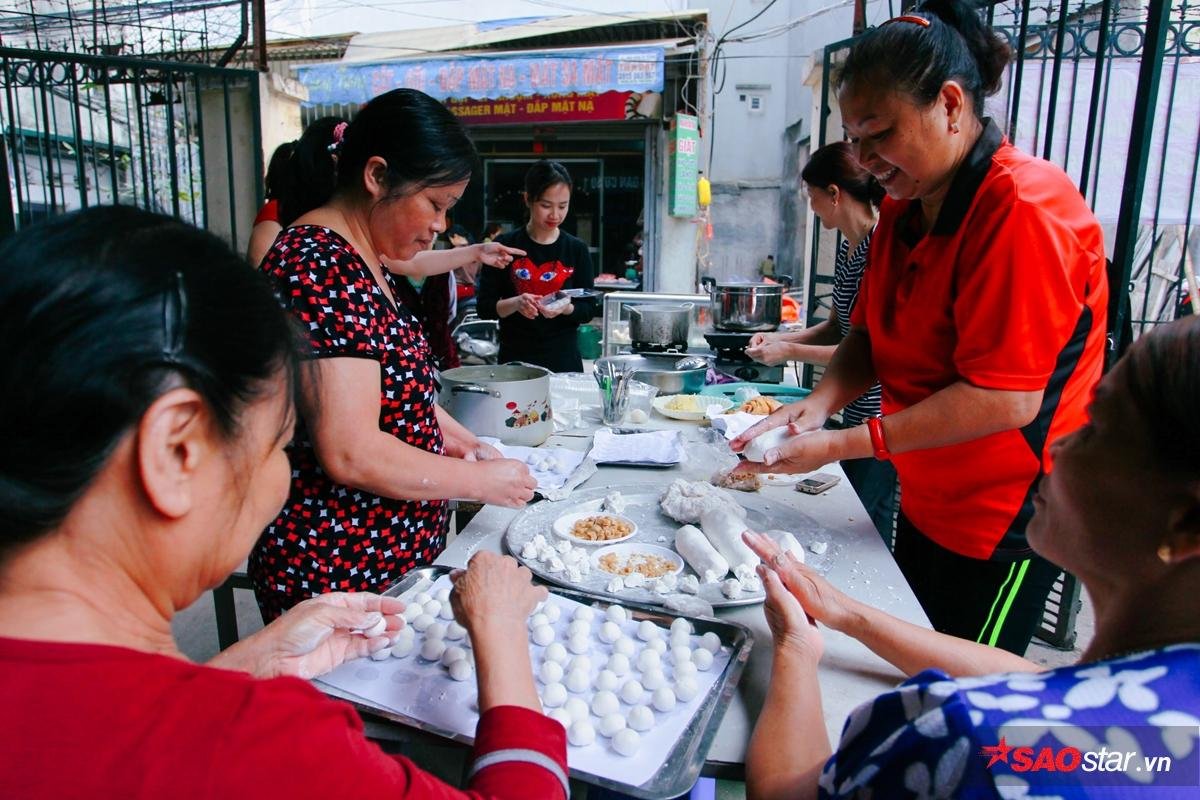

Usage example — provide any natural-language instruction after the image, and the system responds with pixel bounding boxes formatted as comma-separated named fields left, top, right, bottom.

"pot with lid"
left=628, top=303, right=693, bottom=351
left=700, top=276, right=792, bottom=332
left=439, top=362, right=553, bottom=446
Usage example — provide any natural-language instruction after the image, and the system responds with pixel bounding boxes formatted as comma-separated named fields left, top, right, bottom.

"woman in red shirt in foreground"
left=0, top=206, right=566, bottom=800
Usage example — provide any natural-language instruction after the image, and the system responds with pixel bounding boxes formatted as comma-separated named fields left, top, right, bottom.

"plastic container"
left=699, top=382, right=811, bottom=403
left=577, top=324, right=603, bottom=360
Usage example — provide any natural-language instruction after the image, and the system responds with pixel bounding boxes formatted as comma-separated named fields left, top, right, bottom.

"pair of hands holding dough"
left=743, top=332, right=792, bottom=367
left=508, top=293, right=574, bottom=320
left=729, top=400, right=839, bottom=474
left=445, top=432, right=537, bottom=508
left=742, top=530, right=855, bottom=664
left=256, top=552, right=544, bottom=680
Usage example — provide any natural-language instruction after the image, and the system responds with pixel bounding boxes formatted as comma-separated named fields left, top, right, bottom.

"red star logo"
left=980, top=737, right=1013, bottom=768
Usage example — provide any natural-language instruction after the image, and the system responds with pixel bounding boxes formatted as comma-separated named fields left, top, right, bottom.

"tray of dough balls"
left=314, top=565, right=753, bottom=799
left=504, top=481, right=838, bottom=609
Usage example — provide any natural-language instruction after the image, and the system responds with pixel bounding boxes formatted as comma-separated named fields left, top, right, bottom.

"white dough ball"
left=542, top=682, right=568, bottom=707
left=543, top=604, right=562, bottom=623
left=606, top=605, right=628, bottom=625
left=567, top=633, right=590, bottom=654
left=412, top=591, right=432, bottom=606
left=613, top=727, right=641, bottom=756
left=693, top=648, right=715, bottom=671
left=370, top=645, right=391, bottom=661
left=674, top=660, right=698, bottom=681
left=641, top=667, right=667, bottom=691
left=529, top=613, right=550, bottom=629
left=573, top=605, right=596, bottom=622
left=637, top=620, right=661, bottom=642
left=675, top=676, right=701, bottom=702
left=607, top=653, right=631, bottom=676
left=652, top=687, right=677, bottom=712
left=440, top=645, right=467, bottom=667
left=568, top=655, right=593, bottom=674
left=568, top=719, right=596, bottom=747
left=564, top=697, right=590, bottom=724
left=548, top=708, right=573, bottom=729
left=412, top=613, right=435, bottom=633
left=647, top=638, right=667, bottom=655
left=420, top=639, right=446, bottom=661
left=670, top=646, right=693, bottom=666
left=594, top=669, right=620, bottom=692
left=531, top=625, right=555, bottom=647
left=390, top=633, right=415, bottom=658
left=425, top=622, right=447, bottom=641
left=539, top=660, right=564, bottom=684
left=435, top=587, right=451, bottom=604
left=444, top=621, right=467, bottom=641
left=591, top=690, right=620, bottom=717
left=401, top=604, right=422, bottom=623
left=448, top=659, right=473, bottom=682
left=438, top=602, right=456, bottom=620
left=627, top=704, right=655, bottom=732
left=636, top=648, right=662, bottom=672
left=545, top=643, right=569, bottom=665
left=599, top=712, right=626, bottom=738
left=567, top=619, right=591, bottom=638
left=565, top=668, right=590, bottom=693
left=700, top=631, right=721, bottom=653
left=422, top=600, right=443, bottom=618
left=613, top=637, right=636, bottom=657
left=361, top=616, right=388, bottom=638
left=670, top=617, right=692, bottom=636
left=598, top=621, right=622, bottom=644
left=669, top=629, right=691, bottom=649
left=619, top=679, right=645, bottom=705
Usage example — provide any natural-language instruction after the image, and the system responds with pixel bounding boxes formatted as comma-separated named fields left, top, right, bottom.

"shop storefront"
left=295, top=31, right=702, bottom=290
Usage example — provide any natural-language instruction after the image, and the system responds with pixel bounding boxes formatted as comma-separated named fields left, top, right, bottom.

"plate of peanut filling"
left=593, top=543, right=685, bottom=578
left=552, top=511, right=639, bottom=544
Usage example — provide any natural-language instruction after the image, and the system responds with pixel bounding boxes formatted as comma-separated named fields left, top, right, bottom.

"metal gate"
left=0, top=46, right=262, bottom=249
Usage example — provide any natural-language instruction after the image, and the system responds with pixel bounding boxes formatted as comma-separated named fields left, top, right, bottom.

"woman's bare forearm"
left=746, top=650, right=829, bottom=800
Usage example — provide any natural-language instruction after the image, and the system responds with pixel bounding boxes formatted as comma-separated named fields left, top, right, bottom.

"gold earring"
left=1158, top=544, right=1173, bottom=564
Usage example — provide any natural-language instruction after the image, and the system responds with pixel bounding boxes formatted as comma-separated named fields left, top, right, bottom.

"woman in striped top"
left=746, top=142, right=896, bottom=540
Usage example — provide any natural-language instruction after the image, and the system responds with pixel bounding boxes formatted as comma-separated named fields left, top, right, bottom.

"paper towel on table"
left=590, top=428, right=684, bottom=464
left=707, top=410, right=764, bottom=441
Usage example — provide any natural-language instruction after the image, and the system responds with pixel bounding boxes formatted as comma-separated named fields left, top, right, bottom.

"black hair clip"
left=161, top=270, right=188, bottom=365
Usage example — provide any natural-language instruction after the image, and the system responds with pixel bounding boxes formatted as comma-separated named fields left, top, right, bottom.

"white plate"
left=592, top=542, right=685, bottom=577
left=652, top=394, right=735, bottom=421
left=552, top=510, right=638, bottom=544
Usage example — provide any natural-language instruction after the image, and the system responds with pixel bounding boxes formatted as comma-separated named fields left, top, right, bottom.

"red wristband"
left=867, top=416, right=890, bottom=461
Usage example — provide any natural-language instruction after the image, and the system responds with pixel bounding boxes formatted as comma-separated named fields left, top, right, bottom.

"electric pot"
left=628, top=303, right=693, bottom=350
left=439, top=362, right=553, bottom=446
left=700, top=277, right=790, bottom=332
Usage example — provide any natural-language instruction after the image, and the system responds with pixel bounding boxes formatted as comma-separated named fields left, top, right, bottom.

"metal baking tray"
left=503, top=484, right=840, bottom=608
left=315, top=565, right=754, bottom=799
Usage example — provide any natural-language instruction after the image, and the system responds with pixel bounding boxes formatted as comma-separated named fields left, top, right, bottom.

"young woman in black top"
left=477, top=160, right=597, bottom=372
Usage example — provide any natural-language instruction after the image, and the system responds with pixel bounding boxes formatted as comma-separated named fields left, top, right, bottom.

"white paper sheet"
left=316, top=575, right=732, bottom=789
left=589, top=429, right=684, bottom=465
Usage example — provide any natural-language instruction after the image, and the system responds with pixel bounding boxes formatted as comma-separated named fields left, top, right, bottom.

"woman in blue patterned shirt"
left=746, top=141, right=896, bottom=541
left=742, top=315, right=1200, bottom=799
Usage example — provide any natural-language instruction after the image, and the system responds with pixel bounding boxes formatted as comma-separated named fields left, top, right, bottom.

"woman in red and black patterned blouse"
left=252, top=89, right=539, bottom=620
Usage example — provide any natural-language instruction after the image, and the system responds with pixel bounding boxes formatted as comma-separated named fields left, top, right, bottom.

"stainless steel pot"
left=700, top=277, right=790, bottom=332
left=600, top=354, right=708, bottom=395
left=628, top=303, right=693, bottom=347
left=439, top=362, right=553, bottom=446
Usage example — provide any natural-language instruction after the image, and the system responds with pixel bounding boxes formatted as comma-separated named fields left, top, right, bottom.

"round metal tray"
left=503, top=483, right=841, bottom=607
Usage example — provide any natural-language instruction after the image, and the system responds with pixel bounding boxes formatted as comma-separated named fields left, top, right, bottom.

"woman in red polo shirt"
left=734, top=0, right=1108, bottom=655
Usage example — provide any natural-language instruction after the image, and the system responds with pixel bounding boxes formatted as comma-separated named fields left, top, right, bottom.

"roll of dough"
left=743, top=426, right=798, bottom=463
left=675, top=524, right=730, bottom=580
left=699, top=508, right=760, bottom=570
left=762, top=529, right=806, bottom=564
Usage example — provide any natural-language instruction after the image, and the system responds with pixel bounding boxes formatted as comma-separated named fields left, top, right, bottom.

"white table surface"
left=435, top=417, right=931, bottom=777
